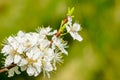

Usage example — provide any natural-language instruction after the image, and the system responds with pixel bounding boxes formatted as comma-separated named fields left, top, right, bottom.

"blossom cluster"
left=1, top=9, right=83, bottom=78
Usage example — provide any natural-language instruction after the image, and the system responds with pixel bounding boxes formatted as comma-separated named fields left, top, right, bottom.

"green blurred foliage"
left=0, top=0, right=120, bottom=80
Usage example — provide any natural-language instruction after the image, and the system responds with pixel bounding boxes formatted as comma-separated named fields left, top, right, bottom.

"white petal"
left=7, top=36, right=14, bottom=43
left=14, top=66, right=21, bottom=74
left=45, top=48, right=54, bottom=59
left=19, top=58, right=28, bottom=66
left=34, top=71, right=39, bottom=77
left=70, top=32, right=76, bottom=40
left=2, top=45, right=12, bottom=55
left=8, top=68, right=14, bottom=77
left=11, top=42, right=19, bottom=50
left=30, top=33, right=39, bottom=45
left=27, top=65, right=35, bottom=76
left=17, top=31, right=25, bottom=37
left=32, top=50, right=41, bottom=60
left=66, top=26, right=70, bottom=32
left=17, top=45, right=25, bottom=54
left=33, top=61, right=42, bottom=73
left=48, top=48, right=53, bottom=54
left=5, top=55, right=14, bottom=67
left=74, top=33, right=83, bottom=41
left=20, top=66, right=27, bottom=71
left=8, top=66, right=20, bottom=77
left=48, top=30, right=57, bottom=35
left=14, top=55, right=21, bottom=64
left=61, top=48, right=68, bottom=55
left=26, top=52, right=33, bottom=59
left=44, top=62, right=53, bottom=72
left=46, top=27, right=51, bottom=33
left=40, top=39, right=50, bottom=50
left=73, top=23, right=80, bottom=31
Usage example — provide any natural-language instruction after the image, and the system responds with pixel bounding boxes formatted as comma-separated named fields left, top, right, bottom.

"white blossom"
left=37, top=27, right=57, bottom=38
left=18, top=58, right=28, bottom=66
left=14, top=54, right=21, bottom=64
left=66, top=23, right=83, bottom=41
left=27, top=65, right=37, bottom=76
left=52, top=36, right=68, bottom=55
left=5, top=55, right=14, bottom=67
left=8, top=66, right=21, bottom=77
left=1, top=45, right=12, bottom=56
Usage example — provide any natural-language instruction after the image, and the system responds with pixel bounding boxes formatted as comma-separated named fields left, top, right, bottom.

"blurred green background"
left=0, top=0, right=120, bottom=80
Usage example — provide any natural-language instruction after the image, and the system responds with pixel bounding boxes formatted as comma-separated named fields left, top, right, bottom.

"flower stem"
left=0, top=64, right=16, bottom=73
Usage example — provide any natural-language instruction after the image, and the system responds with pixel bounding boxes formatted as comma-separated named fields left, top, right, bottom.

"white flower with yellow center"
left=66, top=23, right=83, bottom=41
left=52, top=36, right=68, bottom=55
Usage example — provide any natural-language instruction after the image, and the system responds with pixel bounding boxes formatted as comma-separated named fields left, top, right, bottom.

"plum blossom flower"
left=8, top=66, right=21, bottom=77
left=37, top=27, right=57, bottom=38
left=66, top=22, right=83, bottom=41
left=52, top=36, right=68, bottom=55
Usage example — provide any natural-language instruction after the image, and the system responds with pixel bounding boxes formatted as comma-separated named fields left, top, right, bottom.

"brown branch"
left=0, top=64, right=16, bottom=73
left=62, top=16, right=68, bottom=27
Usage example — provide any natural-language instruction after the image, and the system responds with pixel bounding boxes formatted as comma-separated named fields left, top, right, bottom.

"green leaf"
left=67, top=7, right=75, bottom=16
